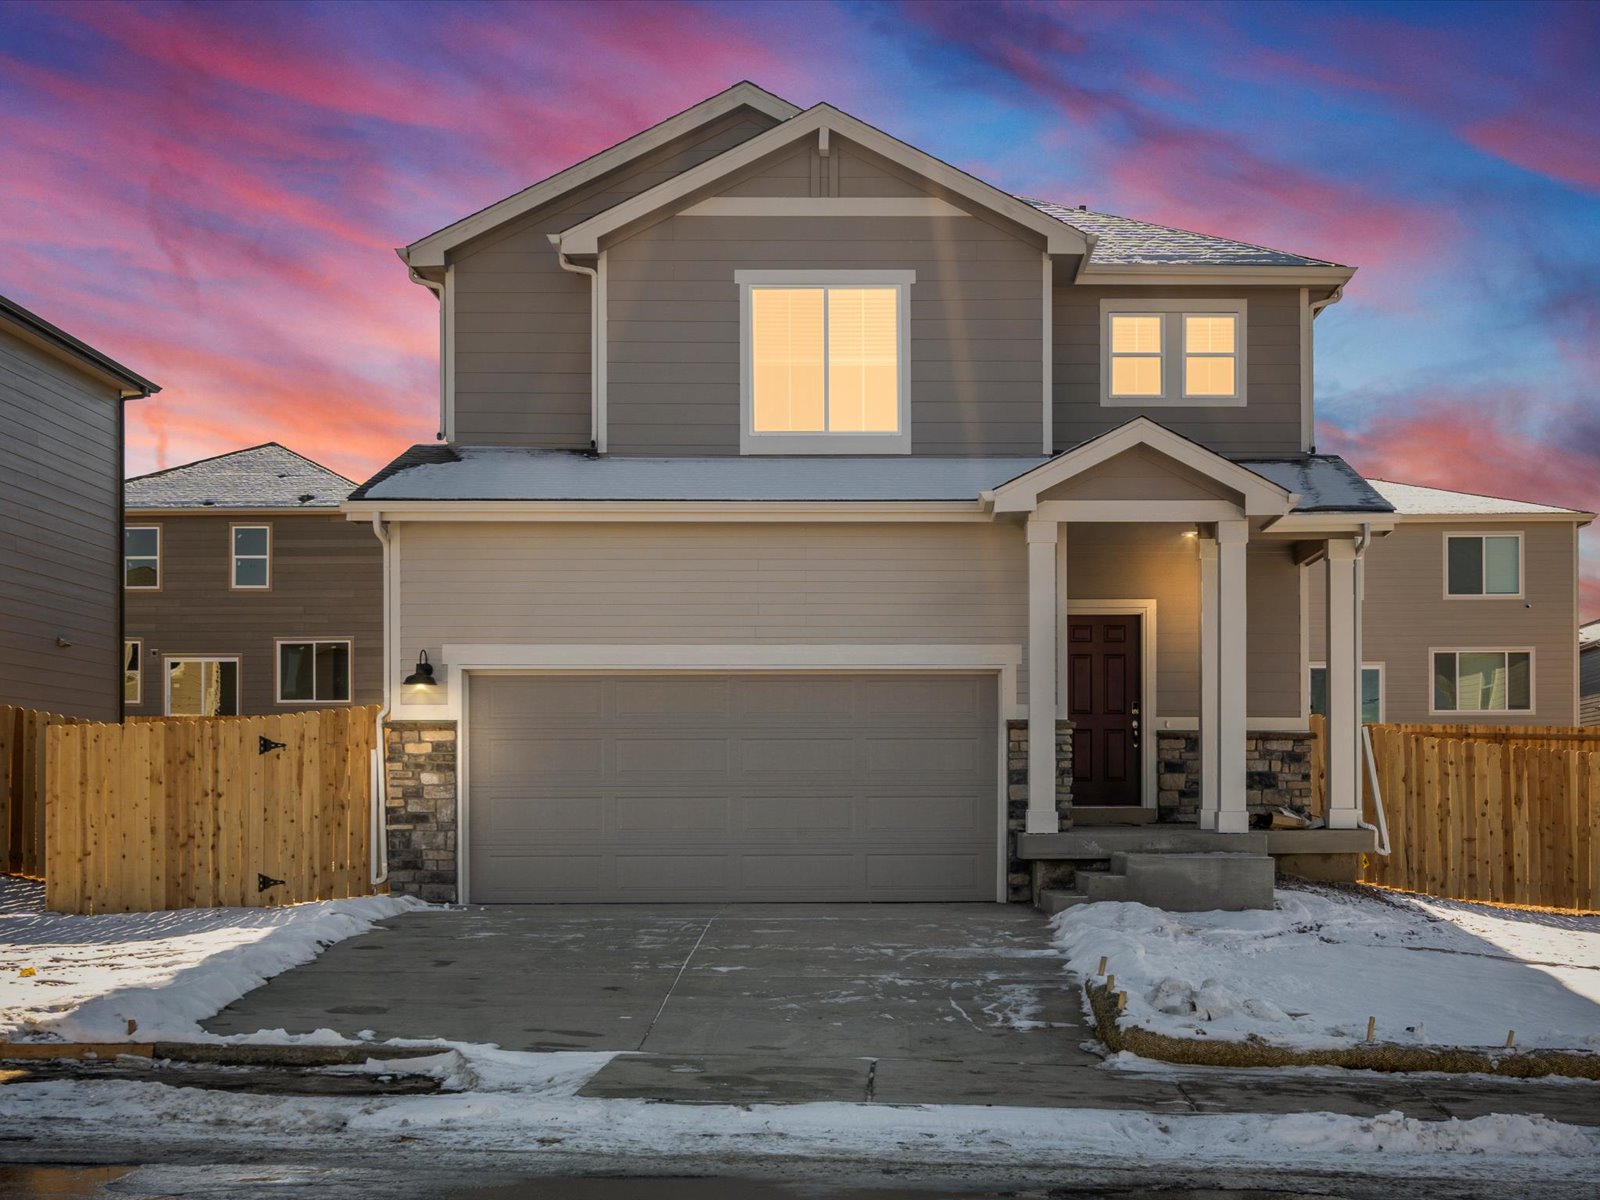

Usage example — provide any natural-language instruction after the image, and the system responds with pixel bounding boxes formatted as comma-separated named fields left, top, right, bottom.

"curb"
left=1084, top=981, right=1600, bottom=1079
left=0, top=1041, right=448, bottom=1067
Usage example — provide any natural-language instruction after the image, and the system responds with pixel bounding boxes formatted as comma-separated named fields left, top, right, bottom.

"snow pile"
left=1052, top=886, right=1600, bottom=1050
left=0, top=877, right=426, bottom=1042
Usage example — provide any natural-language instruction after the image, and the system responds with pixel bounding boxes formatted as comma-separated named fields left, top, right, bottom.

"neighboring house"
left=123, top=444, right=381, bottom=717
left=1581, top=619, right=1600, bottom=727
left=1, top=293, right=158, bottom=722
left=1307, top=481, right=1594, bottom=726
left=344, top=82, right=1570, bottom=905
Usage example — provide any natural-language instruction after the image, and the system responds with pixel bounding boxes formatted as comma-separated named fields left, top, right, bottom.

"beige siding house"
left=1, top=294, right=158, bottom=722
left=347, top=83, right=1589, bottom=906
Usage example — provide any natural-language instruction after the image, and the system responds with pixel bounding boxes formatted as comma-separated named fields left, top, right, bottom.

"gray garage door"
left=467, top=673, right=998, bottom=903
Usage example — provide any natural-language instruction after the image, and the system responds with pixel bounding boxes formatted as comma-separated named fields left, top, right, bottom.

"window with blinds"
left=751, top=286, right=900, bottom=435
left=1102, top=301, right=1246, bottom=407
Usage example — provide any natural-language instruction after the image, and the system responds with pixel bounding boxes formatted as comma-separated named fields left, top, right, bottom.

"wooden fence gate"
left=40, top=707, right=381, bottom=914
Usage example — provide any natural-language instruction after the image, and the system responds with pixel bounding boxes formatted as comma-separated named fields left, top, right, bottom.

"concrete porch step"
left=1036, top=852, right=1275, bottom=914
left=1037, top=889, right=1088, bottom=915
left=1080, top=872, right=1130, bottom=902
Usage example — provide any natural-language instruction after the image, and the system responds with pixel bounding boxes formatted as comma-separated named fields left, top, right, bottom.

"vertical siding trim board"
left=1298, top=287, right=1312, bottom=452
left=443, top=266, right=456, bottom=442
left=1041, top=254, right=1053, bottom=454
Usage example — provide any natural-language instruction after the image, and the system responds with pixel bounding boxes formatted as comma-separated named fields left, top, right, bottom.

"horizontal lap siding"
left=123, top=514, right=384, bottom=714
left=1053, top=285, right=1303, bottom=456
left=0, top=333, right=122, bottom=720
left=450, top=108, right=781, bottom=446
left=605, top=214, right=1044, bottom=455
left=1307, top=523, right=1579, bottom=724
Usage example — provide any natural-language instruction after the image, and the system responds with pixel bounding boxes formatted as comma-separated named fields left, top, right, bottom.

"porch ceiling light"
left=403, top=650, right=437, bottom=688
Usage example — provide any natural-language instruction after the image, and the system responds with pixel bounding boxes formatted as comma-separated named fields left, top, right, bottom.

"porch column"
left=1198, top=521, right=1250, bottom=833
left=1324, top=539, right=1362, bottom=829
left=1026, top=515, right=1061, bottom=834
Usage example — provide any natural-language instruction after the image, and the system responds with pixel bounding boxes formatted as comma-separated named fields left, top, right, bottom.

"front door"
left=1066, top=615, right=1142, bottom=806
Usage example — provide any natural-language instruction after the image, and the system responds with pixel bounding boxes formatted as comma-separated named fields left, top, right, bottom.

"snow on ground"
left=0, top=1046, right=1595, bottom=1180
left=1052, top=884, right=1600, bottom=1051
left=0, top=877, right=426, bottom=1043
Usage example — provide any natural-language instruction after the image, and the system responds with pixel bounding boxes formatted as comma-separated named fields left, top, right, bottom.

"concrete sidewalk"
left=203, top=903, right=1600, bottom=1123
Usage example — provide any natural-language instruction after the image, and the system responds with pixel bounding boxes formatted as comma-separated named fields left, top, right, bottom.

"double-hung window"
left=1445, top=533, right=1520, bottom=597
left=124, top=526, right=160, bottom=589
left=1432, top=649, right=1532, bottom=713
left=231, top=524, right=271, bottom=589
left=277, top=639, right=352, bottom=704
left=738, top=270, right=911, bottom=454
left=1102, top=300, right=1246, bottom=407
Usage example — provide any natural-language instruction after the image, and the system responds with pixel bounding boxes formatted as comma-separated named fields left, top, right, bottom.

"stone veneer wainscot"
left=384, top=720, right=459, bottom=902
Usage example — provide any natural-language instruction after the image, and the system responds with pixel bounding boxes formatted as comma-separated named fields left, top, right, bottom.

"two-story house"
left=2, top=292, right=158, bottom=722
left=346, top=83, right=1578, bottom=906
left=124, top=443, right=381, bottom=716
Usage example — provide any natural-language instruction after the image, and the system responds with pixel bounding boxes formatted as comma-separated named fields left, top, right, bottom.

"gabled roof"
left=1368, top=479, right=1594, bottom=519
left=552, top=104, right=1091, bottom=257
left=0, top=293, right=159, bottom=398
left=126, top=443, right=355, bottom=511
left=401, top=82, right=799, bottom=268
left=1025, top=203, right=1345, bottom=270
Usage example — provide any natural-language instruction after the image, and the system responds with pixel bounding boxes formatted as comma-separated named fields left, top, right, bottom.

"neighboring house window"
left=166, top=657, right=240, bottom=717
left=736, top=270, right=912, bottom=454
left=124, top=526, right=160, bottom=589
left=1445, top=533, right=1521, bottom=597
left=1432, top=649, right=1532, bottom=713
left=231, top=524, right=271, bottom=589
left=277, top=640, right=352, bottom=704
left=1101, top=299, right=1246, bottom=407
left=1309, top=663, right=1383, bottom=724
left=124, top=640, right=141, bottom=706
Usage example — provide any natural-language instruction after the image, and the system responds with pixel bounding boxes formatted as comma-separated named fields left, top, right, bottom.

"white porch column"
left=1198, top=521, right=1250, bottom=833
left=1324, top=539, right=1362, bottom=829
left=1026, top=516, right=1061, bottom=834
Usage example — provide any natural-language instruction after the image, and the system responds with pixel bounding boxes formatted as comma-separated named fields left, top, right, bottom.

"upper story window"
left=1102, top=299, right=1246, bottom=408
left=737, top=270, right=912, bottom=454
left=231, top=524, right=271, bottom=589
left=1445, top=532, right=1521, bottom=598
left=124, top=526, right=160, bottom=589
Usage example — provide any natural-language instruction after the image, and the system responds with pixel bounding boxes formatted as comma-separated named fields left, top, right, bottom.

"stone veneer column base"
left=384, top=721, right=459, bottom=903
left=1156, top=730, right=1316, bottom=823
left=1005, top=719, right=1073, bottom=902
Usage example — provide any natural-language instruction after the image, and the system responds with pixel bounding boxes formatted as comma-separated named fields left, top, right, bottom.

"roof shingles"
left=1025, top=202, right=1344, bottom=269
left=125, top=443, right=355, bottom=510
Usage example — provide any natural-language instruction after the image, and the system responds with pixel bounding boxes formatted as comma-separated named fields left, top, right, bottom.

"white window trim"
left=1309, top=661, right=1385, bottom=724
left=124, top=639, right=142, bottom=707
left=163, top=655, right=241, bottom=717
left=274, top=638, right=355, bottom=706
left=736, top=269, right=913, bottom=455
left=1100, top=298, right=1248, bottom=408
left=230, top=523, right=272, bottom=591
left=125, top=524, right=161, bottom=591
left=1428, top=647, right=1535, bottom=716
left=1443, top=531, right=1524, bottom=600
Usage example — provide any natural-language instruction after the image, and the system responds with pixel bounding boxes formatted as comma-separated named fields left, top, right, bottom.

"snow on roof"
left=1367, top=479, right=1592, bottom=517
left=126, top=443, right=355, bottom=510
left=1580, top=620, right=1600, bottom=650
left=1025, top=203, right=1344, bottom=269
left=353, top=446, right=1391, bottom=513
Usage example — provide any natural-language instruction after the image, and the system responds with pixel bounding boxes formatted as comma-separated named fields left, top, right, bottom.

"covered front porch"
left=986, top=419, right=1387, bottom=904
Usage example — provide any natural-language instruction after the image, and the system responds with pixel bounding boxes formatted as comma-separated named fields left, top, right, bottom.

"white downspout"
left=549, top=235, right=599, bottom=450
left=406, top=267, right=447, bottom=443
left=369, top=512, right=392, bottom=886
left=1351, top=521, right=1388, bottom=854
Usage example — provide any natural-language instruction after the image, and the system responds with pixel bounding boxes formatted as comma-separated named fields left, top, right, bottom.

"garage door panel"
left=468, top=673, right=997, bottom=902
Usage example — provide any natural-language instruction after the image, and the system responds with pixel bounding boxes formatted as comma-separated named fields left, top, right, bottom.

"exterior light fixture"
left=402, top=650, right=437, bottom=688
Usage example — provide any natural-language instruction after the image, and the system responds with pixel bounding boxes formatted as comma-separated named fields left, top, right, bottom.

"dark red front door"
left=1067, top=614, right=1142, bottom=806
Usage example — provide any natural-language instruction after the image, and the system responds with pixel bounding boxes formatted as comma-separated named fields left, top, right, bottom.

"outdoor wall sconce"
left=403, top=650, right=437, bottom=688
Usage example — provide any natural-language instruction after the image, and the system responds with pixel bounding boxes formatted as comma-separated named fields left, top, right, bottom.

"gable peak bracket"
left=818, top=126, right=830, bottom=157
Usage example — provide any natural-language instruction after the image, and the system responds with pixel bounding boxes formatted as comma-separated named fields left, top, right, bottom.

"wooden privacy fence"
left=1, top=706, right=85, bottom=878
left=44, top=706, right=381, bottom=914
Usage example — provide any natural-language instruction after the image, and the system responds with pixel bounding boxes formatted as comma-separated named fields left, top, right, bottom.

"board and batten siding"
left=1053, top=285, right=1304, bottom=456
left=1306, top=522, right=1580, bottom=724
left=449, top=105, right=783, bottom=447
left=604, top=213, right=1045, bottom=455
left=0, top=330, right=124, bottom=721
left=395, top=520, right=1298, bottom=720
left=123, top=513, right=383, bottom=715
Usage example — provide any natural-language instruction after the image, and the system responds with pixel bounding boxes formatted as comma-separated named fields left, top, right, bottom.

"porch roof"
left=350, top=444, right=1392, bottom=512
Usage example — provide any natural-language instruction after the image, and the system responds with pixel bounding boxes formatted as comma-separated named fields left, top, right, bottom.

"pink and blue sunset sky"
left=2, top=0, right=1597, bottom=615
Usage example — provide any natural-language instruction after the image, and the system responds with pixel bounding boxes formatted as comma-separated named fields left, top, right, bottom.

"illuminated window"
left=124, top=640, right=142, bottom=706
left=1432, top=650, right=1532, bottom=713
left=739, top=271, right=911, bottom=453
left=1102, top=301, right=1246, bottom=407
left=166, top=657, right=240, bottom=717
left=1445, top=533, right=1521, bottom=597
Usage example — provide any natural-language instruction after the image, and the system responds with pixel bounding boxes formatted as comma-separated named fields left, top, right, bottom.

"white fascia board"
left=401, top=82, right=800, bottom=268
left=1076, top=264, right=1356, bottom=287
left=1383, top=510, right=1595, bottom=525
left=988, top=416, right=1293, bottom=516
left=1257, top=513, right=1398, bottom=535
left=553, top=105, right=1090, bottom=257
left=340, top=500, right=989, bottom=523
